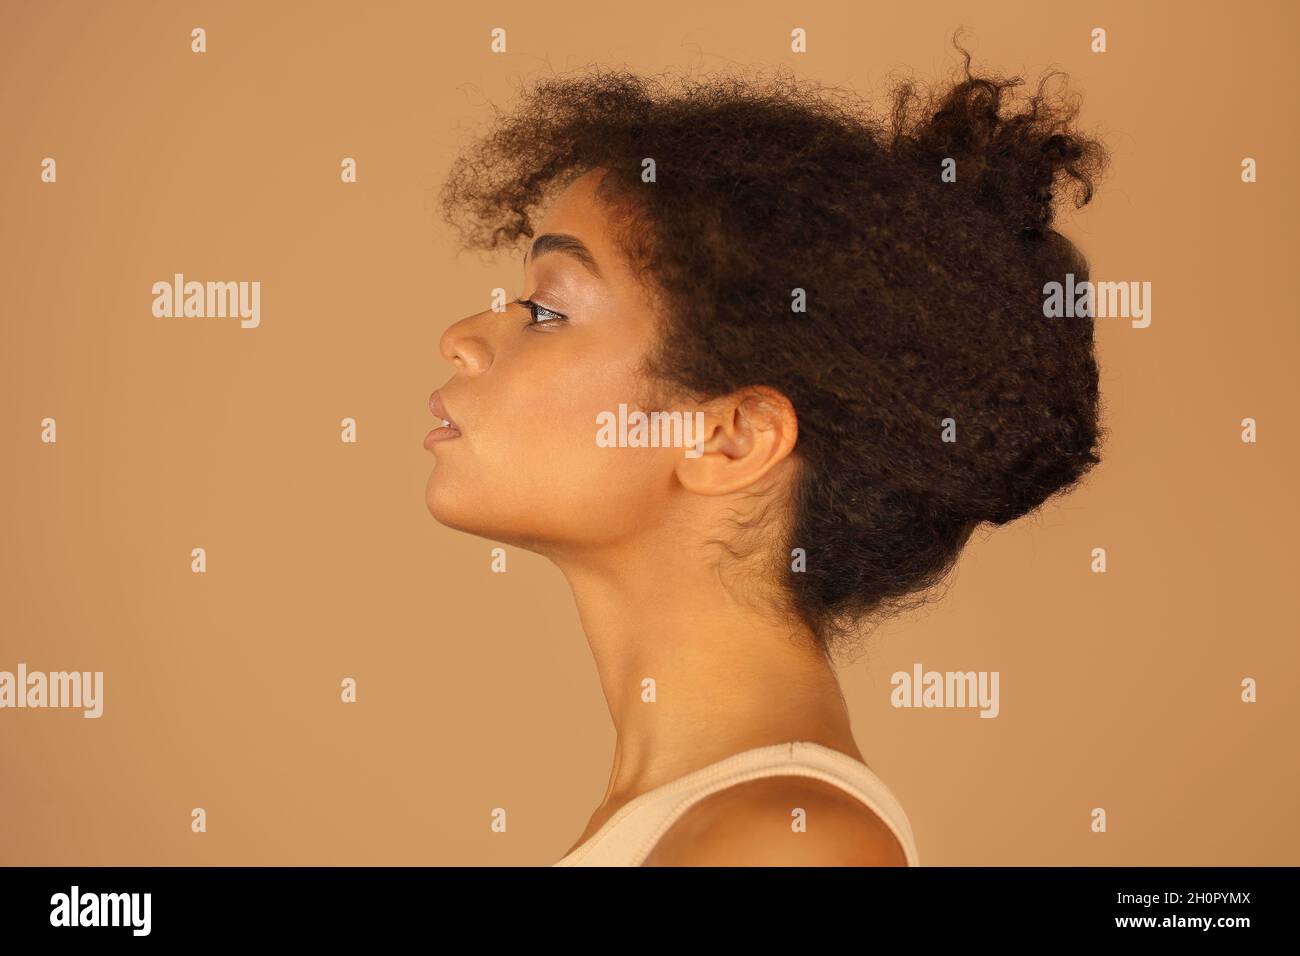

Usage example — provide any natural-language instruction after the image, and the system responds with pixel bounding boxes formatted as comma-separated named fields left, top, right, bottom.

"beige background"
left=1, top=0, right=1296, bottom=865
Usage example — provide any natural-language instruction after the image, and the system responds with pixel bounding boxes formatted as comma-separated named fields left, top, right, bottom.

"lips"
left=425, top=391, right=462, bottom=449
left=428, top=391, right=458, bottom=430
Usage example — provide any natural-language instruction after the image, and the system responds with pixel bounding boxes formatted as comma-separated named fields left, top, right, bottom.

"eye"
left=513, top=297, right=567, bottom=327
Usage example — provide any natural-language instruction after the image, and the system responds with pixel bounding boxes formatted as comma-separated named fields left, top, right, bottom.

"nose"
left=439, top=310, right=494, bottom=375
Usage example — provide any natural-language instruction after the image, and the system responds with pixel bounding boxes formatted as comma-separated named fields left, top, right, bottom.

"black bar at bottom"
left=0, top=865, right=1286, bottom=942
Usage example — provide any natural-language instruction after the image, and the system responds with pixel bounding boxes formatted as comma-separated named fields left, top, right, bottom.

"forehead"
left=539, top=168, right=606, bottom=221
left=532, top=170, right=619, bottom=263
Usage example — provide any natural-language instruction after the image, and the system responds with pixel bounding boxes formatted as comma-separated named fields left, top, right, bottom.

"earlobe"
left=673, top=415, right=740, bottom=496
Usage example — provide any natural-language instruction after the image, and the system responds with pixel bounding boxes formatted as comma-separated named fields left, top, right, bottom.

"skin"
left=426, top=168, right=907, bottom=866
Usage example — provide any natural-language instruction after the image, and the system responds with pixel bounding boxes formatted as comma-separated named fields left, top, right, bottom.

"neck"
left=550, top=531, right=859, bottom=808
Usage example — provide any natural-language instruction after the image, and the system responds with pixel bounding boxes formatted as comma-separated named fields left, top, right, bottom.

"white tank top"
left=552, top=740, right=920, bottom=866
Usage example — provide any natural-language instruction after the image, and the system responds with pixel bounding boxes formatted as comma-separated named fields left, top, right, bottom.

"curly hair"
left=440, top=46, right=1109, bottom=660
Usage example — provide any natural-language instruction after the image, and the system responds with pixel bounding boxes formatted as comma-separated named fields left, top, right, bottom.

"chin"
left=423, top=465, right=638, bottom=554
left=424, top=470, right=477, bottom=532
left=424, top=471, right=540, bottom=548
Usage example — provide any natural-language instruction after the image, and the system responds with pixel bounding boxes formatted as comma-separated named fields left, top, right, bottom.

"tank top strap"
left=553, top=740, right=920, bottom=866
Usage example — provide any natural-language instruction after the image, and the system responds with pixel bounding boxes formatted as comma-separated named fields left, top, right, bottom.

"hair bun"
left=894, top=47, right=1108, bottom=242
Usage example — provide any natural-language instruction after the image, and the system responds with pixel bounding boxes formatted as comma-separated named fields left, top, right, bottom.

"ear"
left=674, top=386, right=799, bottom=496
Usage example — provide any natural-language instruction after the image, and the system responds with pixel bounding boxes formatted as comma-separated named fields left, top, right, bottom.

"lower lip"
left=424, top=426, right=462, bottom=449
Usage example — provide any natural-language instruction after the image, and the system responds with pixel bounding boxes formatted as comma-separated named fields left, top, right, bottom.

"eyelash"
left=513, top=297, right=568, bottom=328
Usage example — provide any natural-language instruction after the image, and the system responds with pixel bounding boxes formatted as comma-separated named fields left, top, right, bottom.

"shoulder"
left=642, top=774, right=910, bottom=867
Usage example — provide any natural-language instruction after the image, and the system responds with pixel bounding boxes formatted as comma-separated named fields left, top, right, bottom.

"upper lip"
left=428, top=390, right=459, bottom=429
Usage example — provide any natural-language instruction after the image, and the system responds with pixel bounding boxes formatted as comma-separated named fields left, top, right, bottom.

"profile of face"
left=425, top=169, right=730, bottom=555
left=429, top=67, right=1106, bottom=658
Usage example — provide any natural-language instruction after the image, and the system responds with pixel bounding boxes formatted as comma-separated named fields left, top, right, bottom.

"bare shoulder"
left=642, top=774, right=909, bottom=867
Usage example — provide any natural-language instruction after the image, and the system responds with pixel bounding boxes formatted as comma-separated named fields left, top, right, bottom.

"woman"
left=425, top=53, right=1107, bottom=866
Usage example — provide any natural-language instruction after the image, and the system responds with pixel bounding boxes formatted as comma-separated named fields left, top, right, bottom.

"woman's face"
left=425, top=169, right=684, bottom=552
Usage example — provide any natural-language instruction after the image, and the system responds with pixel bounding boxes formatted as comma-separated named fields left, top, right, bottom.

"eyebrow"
left=523, top=232, right=603, bottom=280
